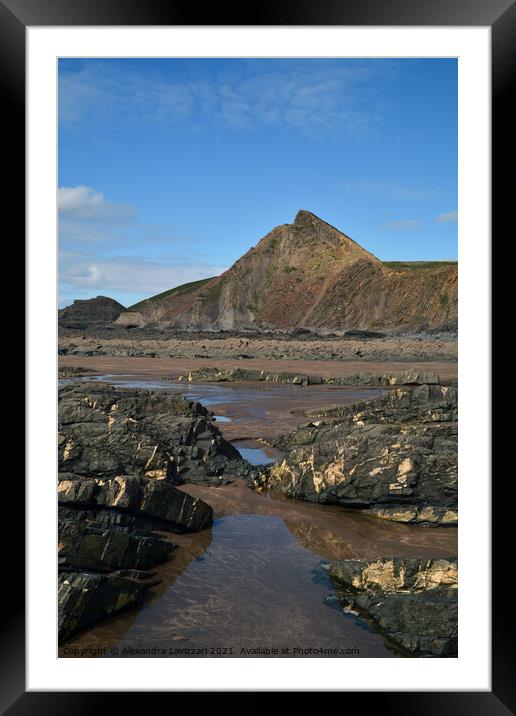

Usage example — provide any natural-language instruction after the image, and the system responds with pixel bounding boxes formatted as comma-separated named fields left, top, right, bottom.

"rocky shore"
left=58, top=476, right=214, bottom=641
left=327, top=557, right=458, bottom=656
left=176, top=366, right=447, bottom=387
left=58, top=328, right=457, bottom=363
left=58, top=382, right=256, bottom=641
left=57, top=375, right=458, bottom=653
left=59, top=382, right=254, bottom=485
left=257, top=383, right=458, bottom=526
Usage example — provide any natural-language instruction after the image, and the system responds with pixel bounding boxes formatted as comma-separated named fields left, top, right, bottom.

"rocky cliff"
left=59, top=295, right=125, bottom=328
left=134, top=210, right=457, bottom=332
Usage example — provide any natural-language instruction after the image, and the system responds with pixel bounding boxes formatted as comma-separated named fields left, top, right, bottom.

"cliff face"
left=59, top=296, right=125, bottom=328
left=129, top=210, right=458, bottom=332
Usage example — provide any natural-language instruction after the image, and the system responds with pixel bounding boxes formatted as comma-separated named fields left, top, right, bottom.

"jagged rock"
left=58, top=366, right=96, bottom=378
left=58, top=570, right=155, bottom=641
left=325, top=371, right=440, bottom=386
left=59, top=296, right=125, bottom=328
left=57, top=384, right=260, bottom=643
left=58, top=475, right=213, bottom=533
left=58, top=519, right=175, bottom=572
left=57, top=474, right=213, bottom=641
left=365, top=505, right=458, bottom=526
left=386, top=370, right=440, bottom=386
left=259, top=385, right=457, bottom=518
left=305, top=385, right=457, bottom=424
left=177, top=366, right=322, bottom=385
left=328, top=557, right=458, bottom=656
left=58, top=382, right=252, bottom=485
left=177, top=367, right=440, bottom=388
left=265, top=423, right=457, bottom=507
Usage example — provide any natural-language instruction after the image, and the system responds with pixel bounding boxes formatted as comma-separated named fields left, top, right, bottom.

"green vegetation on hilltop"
left=128, top=277, right=217, bottom=311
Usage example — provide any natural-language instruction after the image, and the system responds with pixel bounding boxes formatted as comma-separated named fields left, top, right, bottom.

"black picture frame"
left=4, top=0, right=510, bottom=710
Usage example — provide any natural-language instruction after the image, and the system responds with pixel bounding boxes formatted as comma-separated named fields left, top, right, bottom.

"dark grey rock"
left=58, top=519, right=175, bottom=573
left=305, top=385, right=457, bottom=424
left=58, top=475, right=213, bottom=533
left=58, top=382, right=252, bottom=485
left=328, top=557, right=458, bottom=656
left=265, top=423, right=457, bottom=508
left=58, top=570, right=155, bottom=641
left=259, top=384, right=458, bottom=519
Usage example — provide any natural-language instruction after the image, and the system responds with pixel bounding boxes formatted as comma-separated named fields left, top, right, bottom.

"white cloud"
left=436, top=210, right=458, bottom=223
left=59, top=251, right=226, bottom=308
left=383, top=219, right=420, bottom=231
left=57, top=186, right=225, bottom=307
left=59, top=60, right=392, bottom=140
left=58, top=186, right=135, bottom=220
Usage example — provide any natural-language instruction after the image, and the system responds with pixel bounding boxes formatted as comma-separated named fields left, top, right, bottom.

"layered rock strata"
left=257, top=385, right=458, bottom=525
left=327, top=557, right=458, bottom=656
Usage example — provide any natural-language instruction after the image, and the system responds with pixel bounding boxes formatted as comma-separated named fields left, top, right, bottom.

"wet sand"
left=58, top=354, right=458, bottom=382
left=60, top=372, right=385, bottom=439
left=178, top=481, right=458, bottom=559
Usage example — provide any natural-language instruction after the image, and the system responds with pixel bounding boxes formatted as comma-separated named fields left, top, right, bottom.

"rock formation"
left=257, top=384, right=458, bottom=525
left=327, top=557, right=458, bottom=656
left=133, top=210, right=457, bottom=332
left=57, top=477, right=213, bottom=641
left=59, top=295, right=125, bottom=328
left=58, top=382, right=254, bottom=485
left=57, top=382, right=259, bottom=642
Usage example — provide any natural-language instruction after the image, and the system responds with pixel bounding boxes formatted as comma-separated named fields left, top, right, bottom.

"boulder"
left=58, top=519, right=175, bottom=572
left=266, top=423, right=457, bottom=508
left=58, top=382, right=252, bottom=485
left=259, top=384, right=458, bottom=520
left=328, top=557, right=458, bottom=656
left=58, top=475, right=213, bottom=533
left=58, top=570, right=155, bottom=641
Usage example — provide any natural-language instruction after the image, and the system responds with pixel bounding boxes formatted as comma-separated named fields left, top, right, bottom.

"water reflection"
left=89, top=515, right=395, bottom=658
left=231, top=439, right=285, bottom=466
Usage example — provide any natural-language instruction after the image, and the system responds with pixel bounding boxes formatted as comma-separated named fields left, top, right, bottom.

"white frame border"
left=27, top=26, right=490, bottom=691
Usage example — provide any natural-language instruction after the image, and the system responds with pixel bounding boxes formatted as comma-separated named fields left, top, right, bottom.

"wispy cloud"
left=383, top=219, right=420, bottom=231
left=343, top=179, right=437, bottom=200
left=58, top=184, right=226, bottom=307
left=59, top=60, right=393, bottom=140
left=58, top=186, right=136, bottom=220
left=59, top=251, right=226, bottom=308
left=435, top=210, right=458, bottom=223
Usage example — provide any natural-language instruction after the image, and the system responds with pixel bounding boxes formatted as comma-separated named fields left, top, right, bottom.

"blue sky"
left=58, top=58, right=457, bottom=308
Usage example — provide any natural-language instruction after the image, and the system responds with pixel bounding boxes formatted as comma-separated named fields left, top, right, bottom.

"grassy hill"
left=128, top=277, right=216, bottom=311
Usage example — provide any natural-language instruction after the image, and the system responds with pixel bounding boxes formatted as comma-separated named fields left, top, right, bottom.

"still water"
left=59, top=374, right=456, bottom=658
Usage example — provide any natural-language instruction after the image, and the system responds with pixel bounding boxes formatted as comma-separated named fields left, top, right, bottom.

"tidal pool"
left=58, top=372, right=456, bottom=658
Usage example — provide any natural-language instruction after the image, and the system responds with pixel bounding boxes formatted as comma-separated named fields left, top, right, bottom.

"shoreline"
left=58, top=354, right=458, bottom=381
left=57, top=332, right=457, bottom=364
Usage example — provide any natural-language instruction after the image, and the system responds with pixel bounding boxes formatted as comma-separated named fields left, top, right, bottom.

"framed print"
left=3, top=0, right=511, bottom=709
